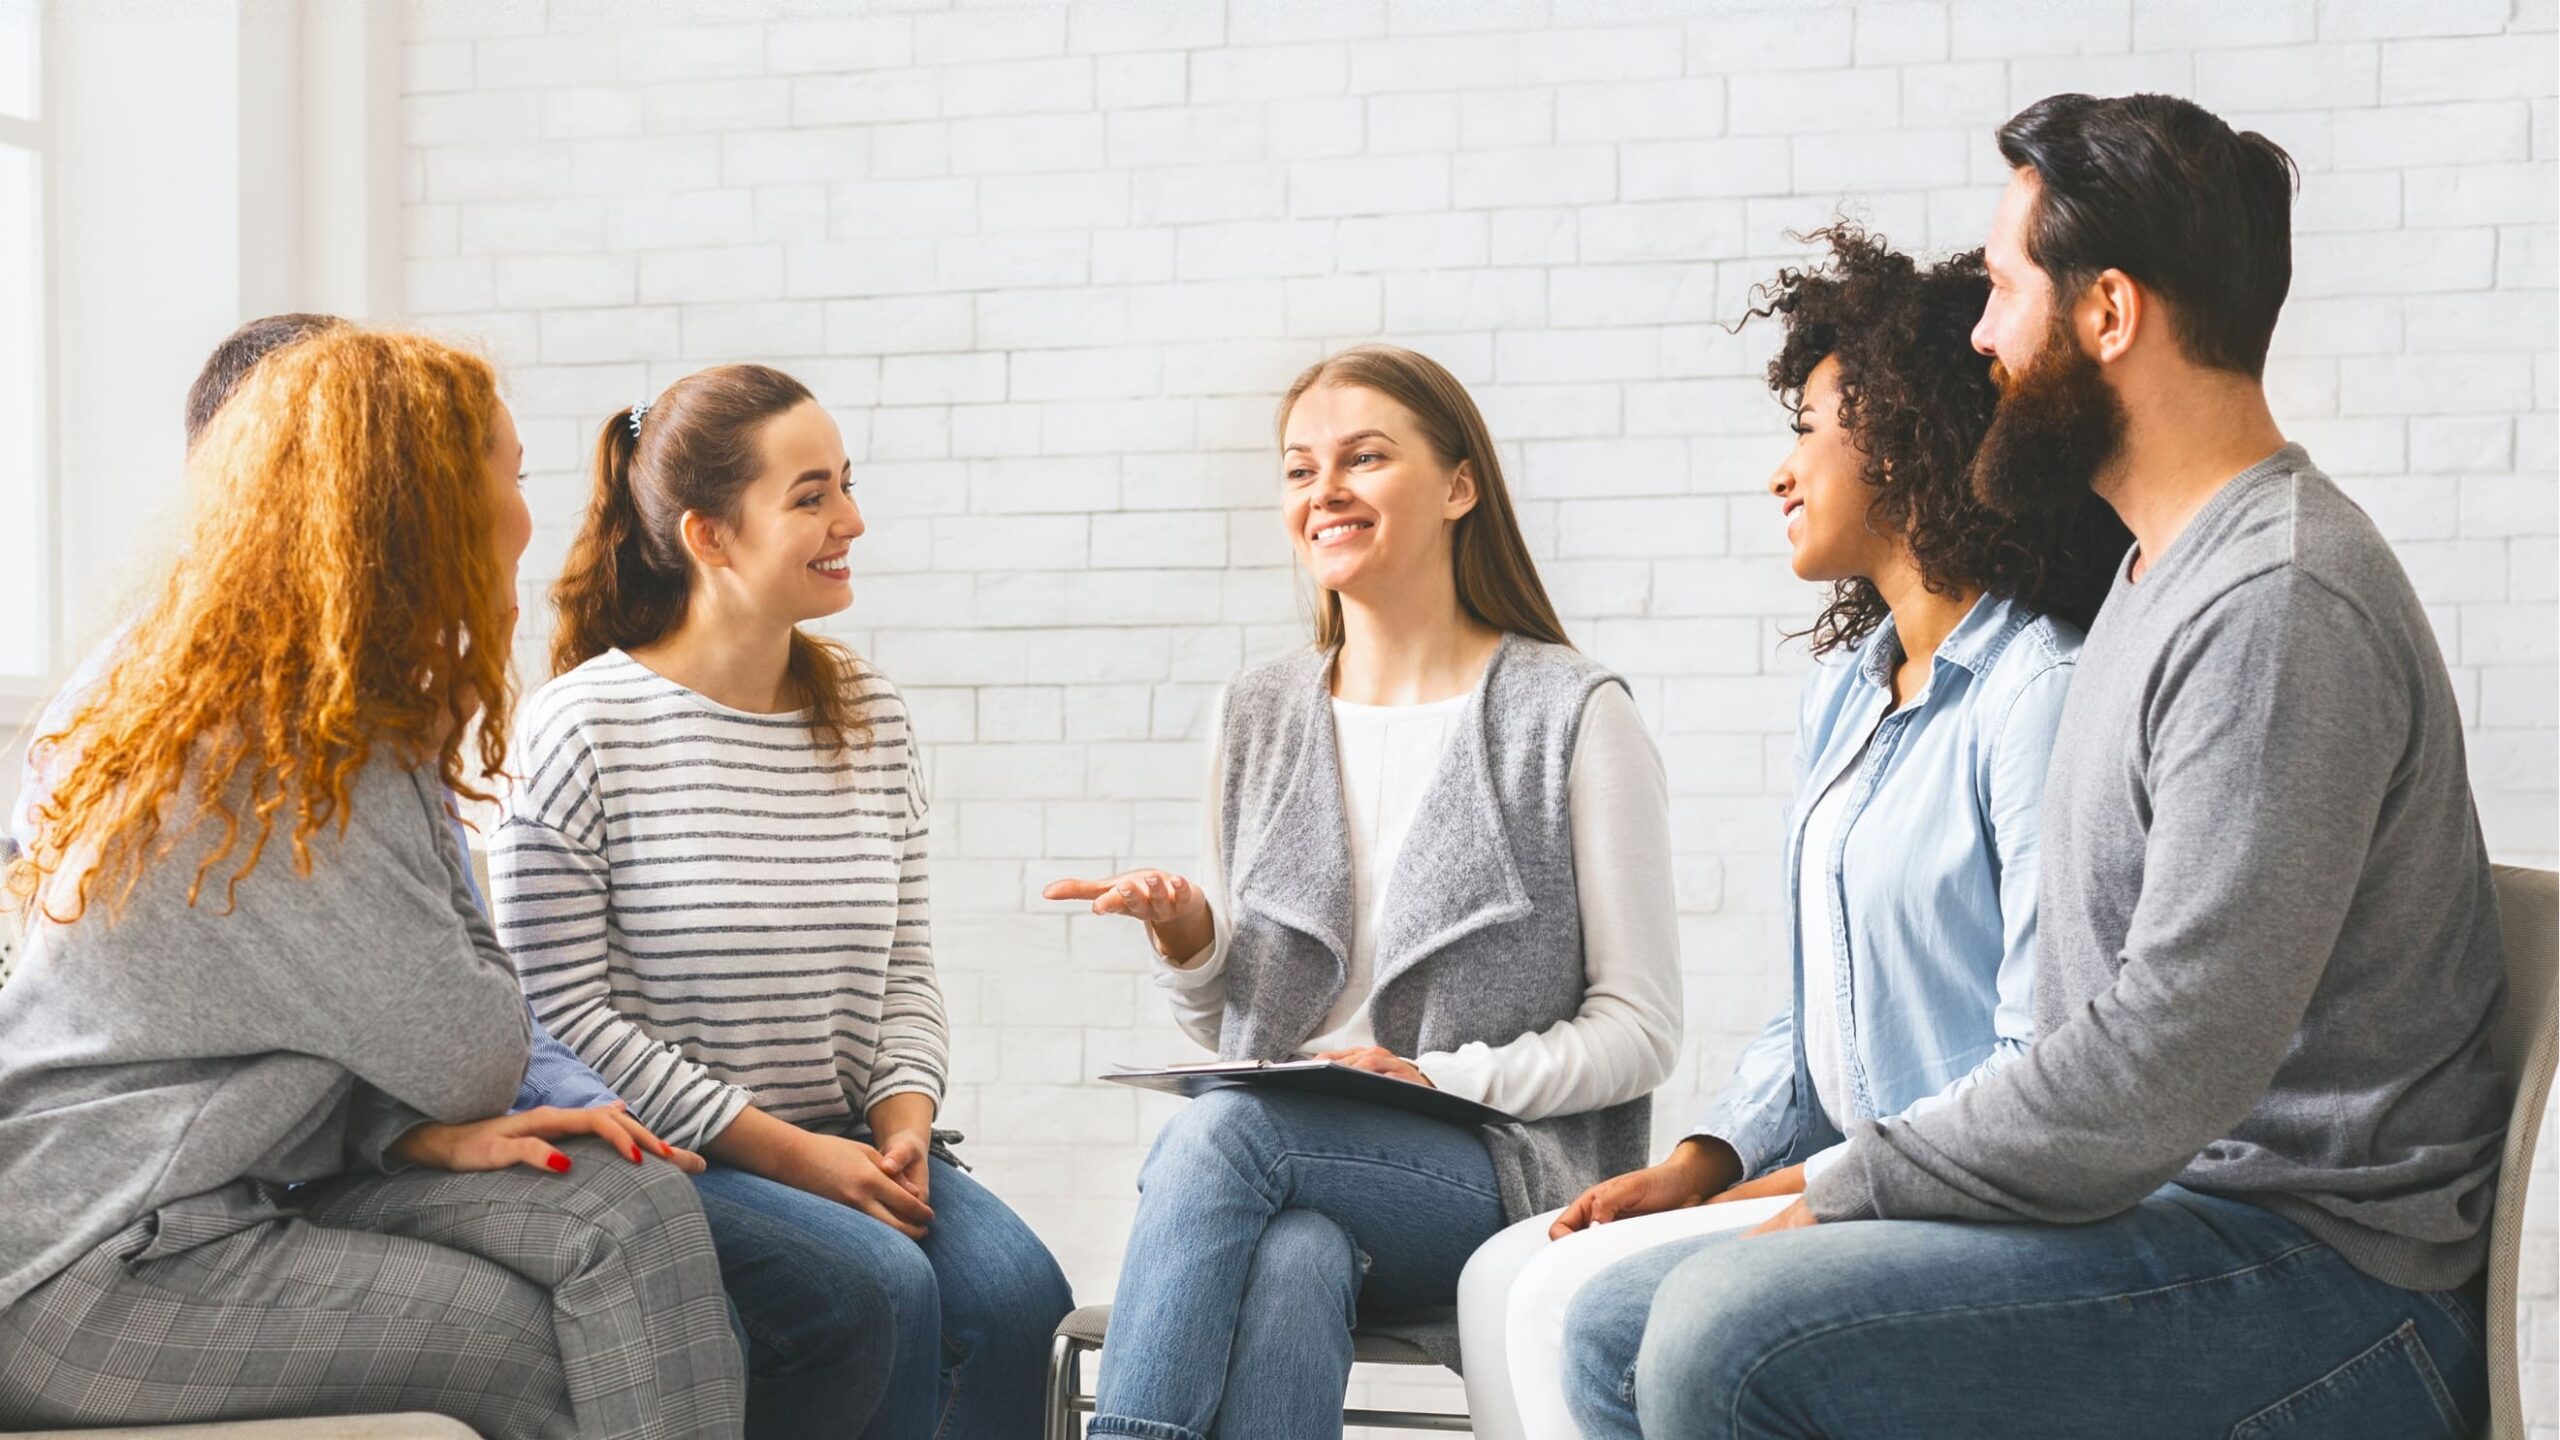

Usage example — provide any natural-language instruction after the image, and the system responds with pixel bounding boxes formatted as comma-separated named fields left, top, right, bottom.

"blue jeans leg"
left=909, top=1156, right=1077, bottom=1440
left=698, top=1158, right=1072, bottom=1440
left=693, top=1164, right=934, bottom=1440
left=1216, top=1209, right=1362, bottom=1440
left=1564, top=1184, right=2488, bottom=1440
left=1088, top=1089, right=1507, bottom=1440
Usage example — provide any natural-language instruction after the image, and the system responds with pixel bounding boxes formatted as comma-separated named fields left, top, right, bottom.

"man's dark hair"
left=182, top=312, right=349, bottom=446
left=1745, top=225, right=2132, bottom=656
left=1997, top=93, right=2298, bottom=377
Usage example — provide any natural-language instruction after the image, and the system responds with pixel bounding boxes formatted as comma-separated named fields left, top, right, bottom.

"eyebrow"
left=1283, top=429, right=1397, bottom=455
left=788, top=465, right=843, bottom=487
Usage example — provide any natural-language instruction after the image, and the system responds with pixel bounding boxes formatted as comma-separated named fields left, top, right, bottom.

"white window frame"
left=0, top=2, right=52, bottom=719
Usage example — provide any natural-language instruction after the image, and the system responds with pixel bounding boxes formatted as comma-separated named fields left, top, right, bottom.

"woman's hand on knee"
left=1548, top=1138, right=1740, bottom=1239
left=1041, top=869, right=1213, bottom=962
left=392, top=1102, right=704, bottom=1176
left=1314, top=1046, right=1434, bottom=1088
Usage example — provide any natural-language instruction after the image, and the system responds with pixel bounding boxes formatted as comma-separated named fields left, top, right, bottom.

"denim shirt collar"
left=1851, top=592, right=2035, bottom=706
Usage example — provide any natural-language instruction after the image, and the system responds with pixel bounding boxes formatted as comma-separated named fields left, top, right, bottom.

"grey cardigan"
left=1213, top=633, right=1654, bottom=1224
left=0, top=758, right=530, bottom=1312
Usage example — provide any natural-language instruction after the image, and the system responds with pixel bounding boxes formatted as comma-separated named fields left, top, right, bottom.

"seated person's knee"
left=1142, top=1086, right=1274, bottom=1179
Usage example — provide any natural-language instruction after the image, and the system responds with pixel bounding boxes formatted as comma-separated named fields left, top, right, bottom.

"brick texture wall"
left=401, top=1, right=2557, bottom=1429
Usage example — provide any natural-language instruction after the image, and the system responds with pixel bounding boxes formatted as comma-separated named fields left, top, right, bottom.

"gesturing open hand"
left=1043, top=869, right=1214, bottom=962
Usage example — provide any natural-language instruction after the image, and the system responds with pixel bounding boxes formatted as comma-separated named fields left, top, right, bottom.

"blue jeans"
left=695, top=1157, right=1074, bottom=1440
left=1564, top=1184, right=2488, bottom=1439
left=1090, top=1089, right=1507, bottom=1440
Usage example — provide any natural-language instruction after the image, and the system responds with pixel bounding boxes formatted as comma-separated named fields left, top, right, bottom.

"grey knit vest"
left=1214, top=632, right=1654, bottom=1226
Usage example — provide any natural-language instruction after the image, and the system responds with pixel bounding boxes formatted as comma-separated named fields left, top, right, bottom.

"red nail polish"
left=546, top=1153, right=571, bottom=1173
left=629, top=1145, right=643, bottom=1162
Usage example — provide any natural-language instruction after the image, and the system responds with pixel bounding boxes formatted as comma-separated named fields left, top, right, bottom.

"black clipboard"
left=1101, top=1059, right=1520, bottom=1129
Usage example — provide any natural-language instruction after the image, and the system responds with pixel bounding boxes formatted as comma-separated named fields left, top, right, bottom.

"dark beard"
left=1969, top=323, right=2130, bottom=519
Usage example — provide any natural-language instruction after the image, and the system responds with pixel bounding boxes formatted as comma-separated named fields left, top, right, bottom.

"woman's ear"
left=1443, top=458, right=1482, bottom=522
left=678, top=510, right=730, bottom=570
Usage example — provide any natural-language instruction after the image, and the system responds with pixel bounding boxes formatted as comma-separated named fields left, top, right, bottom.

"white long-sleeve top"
left=490, top=650, right=947, bottom=1151
left=1152, top=682, right=1683, bottom=1123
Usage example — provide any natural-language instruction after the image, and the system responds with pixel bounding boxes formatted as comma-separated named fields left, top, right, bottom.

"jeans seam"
left=1087, top=1416, right=1209, bottom=1440
left=928, top=1330, right=967, bottom=1440
left=1268, top=1148, right=1505, bottom=1206
left=1202, top=1092, right=1504, bottom=1205
left=735, top=1311, right=792, bottom=1367
left=1718, top=1238, right=2336, bottom=1434
left=2417, top=1285, right=2485, bottom=1351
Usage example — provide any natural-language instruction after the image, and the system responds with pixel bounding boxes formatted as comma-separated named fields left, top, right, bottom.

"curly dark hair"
left=1743, top=225, right=2131, bottom=656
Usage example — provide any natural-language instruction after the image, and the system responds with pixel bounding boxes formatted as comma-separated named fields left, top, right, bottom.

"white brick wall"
left=402, top=2, right=2557, bottom=1430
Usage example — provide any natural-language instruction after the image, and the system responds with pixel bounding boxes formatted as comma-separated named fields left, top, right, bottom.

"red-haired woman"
left=0, top=328, right=742, bottom=1438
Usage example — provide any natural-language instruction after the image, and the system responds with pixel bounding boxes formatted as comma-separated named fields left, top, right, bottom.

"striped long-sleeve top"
left=491, top=648, right=946, bottom=1150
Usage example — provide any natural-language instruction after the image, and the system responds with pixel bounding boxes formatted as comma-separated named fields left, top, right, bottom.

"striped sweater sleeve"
left=492, top=710, right=754, bottom=1150
left=864, top=679, right=948, bottom=1111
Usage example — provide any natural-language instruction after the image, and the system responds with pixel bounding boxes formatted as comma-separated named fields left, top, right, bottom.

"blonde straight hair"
left=1275, top=345, right=1571, bottom=651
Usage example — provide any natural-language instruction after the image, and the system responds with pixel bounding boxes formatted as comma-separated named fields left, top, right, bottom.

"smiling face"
left=1768, top=355, right=1897, bottom=585
left=1281, top=382, right=1477, bottom=605
left=699, top=398, right=863, bottom=624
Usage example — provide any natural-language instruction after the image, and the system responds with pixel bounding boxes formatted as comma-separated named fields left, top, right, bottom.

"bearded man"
left=1566, top=91, right=2508, bottom=1440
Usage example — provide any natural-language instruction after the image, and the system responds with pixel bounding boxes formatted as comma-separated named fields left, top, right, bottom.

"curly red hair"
left=13, top=328, right=516, bottom=922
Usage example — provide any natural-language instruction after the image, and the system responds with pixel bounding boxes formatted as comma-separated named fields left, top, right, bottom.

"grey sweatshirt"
left=1805, top=445, right=2508, bottom=1292
left=0, top=757, right=530, bottom=1311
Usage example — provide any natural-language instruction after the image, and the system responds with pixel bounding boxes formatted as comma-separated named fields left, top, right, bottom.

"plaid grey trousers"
left=0, top=1138, right=744, bottom=1439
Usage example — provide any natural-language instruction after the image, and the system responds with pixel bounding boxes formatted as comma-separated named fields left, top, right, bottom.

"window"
left=0, top=0, right=43, bottom=680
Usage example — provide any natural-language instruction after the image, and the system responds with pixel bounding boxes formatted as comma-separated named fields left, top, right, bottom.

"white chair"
left=2486, top=864, right=2556, bottom=1440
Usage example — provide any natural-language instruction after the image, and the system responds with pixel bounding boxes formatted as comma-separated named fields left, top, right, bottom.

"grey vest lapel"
left=1228, top=651, right=1354, bottom=1031
left=1208, top=635, right=1656, bottom=1230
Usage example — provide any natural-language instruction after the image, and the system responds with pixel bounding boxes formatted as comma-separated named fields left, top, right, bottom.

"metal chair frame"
left=1042, top=1314, right=1471, bottom=1439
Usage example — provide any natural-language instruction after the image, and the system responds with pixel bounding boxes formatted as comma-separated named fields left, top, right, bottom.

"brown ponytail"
left=552, top=408, right=686, bottom=670
left=550, top=365, right=872, bottom=752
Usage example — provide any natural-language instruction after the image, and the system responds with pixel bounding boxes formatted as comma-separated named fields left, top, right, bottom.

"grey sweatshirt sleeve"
left=1806, top=572, right=2408, bottom=1225
left=333, top=794, right=540, bottom=1168
left=344, top=1085, right=433, bottom=1173
left=133, top=763, right=534, bottom=1130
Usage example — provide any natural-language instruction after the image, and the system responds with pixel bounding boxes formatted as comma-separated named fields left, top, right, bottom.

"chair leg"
left=1045, top=1332, right=1084, bottom=1440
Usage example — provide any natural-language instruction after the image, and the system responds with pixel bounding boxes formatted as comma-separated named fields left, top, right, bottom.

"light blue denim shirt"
left=1695, top=592, right=2082, bottom=1179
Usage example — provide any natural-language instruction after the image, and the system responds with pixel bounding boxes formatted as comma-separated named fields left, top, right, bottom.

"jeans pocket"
left=2227, top=1321, right=2464, bottom=1440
